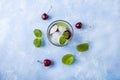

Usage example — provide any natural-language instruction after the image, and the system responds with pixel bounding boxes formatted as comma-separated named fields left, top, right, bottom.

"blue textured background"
left=0, top=0, right=120, bottom=80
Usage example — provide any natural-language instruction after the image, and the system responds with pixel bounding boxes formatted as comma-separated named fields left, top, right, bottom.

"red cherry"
left=42, top=13, right=48, bottom=20
left=75, top=22, right=82, bottom=29
left=65, top=30, right=71, bottom=39
left=44, top=59, right=51, bottom=67
left=56, top=28, right=59, bottom=32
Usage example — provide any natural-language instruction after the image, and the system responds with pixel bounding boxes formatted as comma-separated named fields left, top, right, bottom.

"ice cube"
left=50, top=25, right=58, bottom=34
left=50, top=32, right=61, bottom=45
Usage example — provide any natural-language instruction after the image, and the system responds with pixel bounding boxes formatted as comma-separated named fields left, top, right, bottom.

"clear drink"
left=47, top=20, right=73, bottom=46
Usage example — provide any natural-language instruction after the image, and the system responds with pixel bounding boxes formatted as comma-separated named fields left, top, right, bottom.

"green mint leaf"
left=33, top=38, right=42, bottom=47
left=56, top=22, right=67, bottom=29
left=62, top=31, right=69, bottom=39
left=62, top=54, right=74, bottom=65
left=76, top=43, right=89, bottom=52
left=59, top=36, right=66, bottom=45
left=34, top=29, right=42, bottom=37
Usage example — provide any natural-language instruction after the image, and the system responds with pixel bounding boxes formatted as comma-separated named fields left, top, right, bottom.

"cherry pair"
left=42, top=13, right=82, bottom=29
left=41, top=6, right=82, bottom=29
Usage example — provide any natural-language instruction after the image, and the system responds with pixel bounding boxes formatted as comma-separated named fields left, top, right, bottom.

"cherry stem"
left=47, top=5, right=52, bottom=14
left=37, top=60, right=43, bottom=64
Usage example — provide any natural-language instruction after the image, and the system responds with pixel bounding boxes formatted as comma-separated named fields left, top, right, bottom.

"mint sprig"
left=33, top=29, right=42, bottom=48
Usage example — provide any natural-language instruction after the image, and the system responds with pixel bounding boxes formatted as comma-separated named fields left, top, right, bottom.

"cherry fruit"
left=41, top=5, right=52, bottom=20
left=43, top=59, right=52, bottom=67
left=56, top=28, right=59, bottom=32
left=42, top=13, right=48, bottom=20
left=75, top=22, right=82, bottom=29
left=37, top=59, right=52, bottom=67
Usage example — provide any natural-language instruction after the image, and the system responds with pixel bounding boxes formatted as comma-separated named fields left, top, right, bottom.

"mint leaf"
left=62, top=54, right=74, bottom=65
left=59, top=36, right=66, bottom=45
left=56, top=22, right=67, bottom=29
left=34, top=29, right=42, bottom=37
left=76, top=43, right=89, bottom=52
left=33, top=38, right=42, bottom=47
left=62, top=31, right=69, bottom=39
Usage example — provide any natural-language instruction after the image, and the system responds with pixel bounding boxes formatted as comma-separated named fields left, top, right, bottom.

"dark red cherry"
left=75, top=22, right=82, bottom=29
left=42, top=13, right=48, bottom=20
left=44, top=59, right=51, bottom=67
left=56, top=28, right=59, bottom=32
left=65, top=30, right=71, bottom=39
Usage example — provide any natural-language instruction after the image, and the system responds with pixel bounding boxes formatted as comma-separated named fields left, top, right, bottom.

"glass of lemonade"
left=47, top=20, right=73, bottom=46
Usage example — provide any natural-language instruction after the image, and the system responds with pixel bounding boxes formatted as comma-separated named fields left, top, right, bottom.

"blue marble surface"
left=0, top=0, right=120, bottom=80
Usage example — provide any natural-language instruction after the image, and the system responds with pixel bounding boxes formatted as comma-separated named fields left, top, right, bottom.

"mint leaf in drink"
left=56, top=22, right=67, bottom=29
left=63, top=31, right=69, bottom=39
left=62, top=30, right=71, bottom=39
left=59, top=36, right=66, bottom=45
